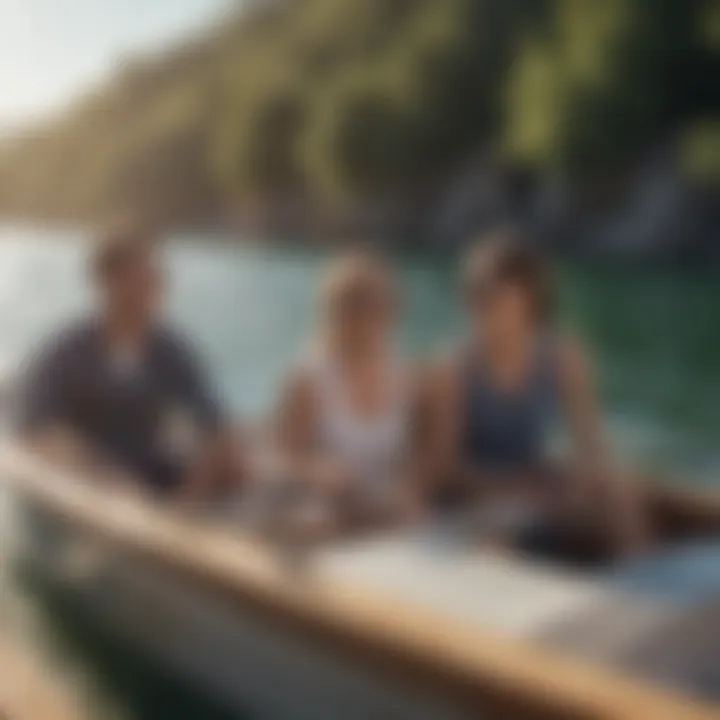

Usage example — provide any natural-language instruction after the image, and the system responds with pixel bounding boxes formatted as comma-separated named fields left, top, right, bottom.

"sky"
left=0, top=0, right=231, bottom=133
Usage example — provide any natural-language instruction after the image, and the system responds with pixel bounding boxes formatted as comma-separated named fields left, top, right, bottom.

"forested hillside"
left=0, top=0, right=716, bottom=245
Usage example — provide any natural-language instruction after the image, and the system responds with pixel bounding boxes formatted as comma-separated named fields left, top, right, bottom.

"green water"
left=0, top=229, right=718, bottom=718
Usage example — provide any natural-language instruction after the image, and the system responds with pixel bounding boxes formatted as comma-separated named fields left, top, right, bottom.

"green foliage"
left=505, top=0, right=714, bottom=173
left=682, top=121, right=720, bottom=182
left=0, top=0, right=713, bottom=221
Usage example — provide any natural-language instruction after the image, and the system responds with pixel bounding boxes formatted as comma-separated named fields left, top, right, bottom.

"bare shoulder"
left=400, top=358, right=424, bottom=391
left=274, top=357, right=320, bottom=447
left=421, top=344, right=465, bottom=398
left=554, top=332, right=594, bottom=387
left=279, top=360, right=317, bottom=407
left=399, top=358, right=438, bottom=409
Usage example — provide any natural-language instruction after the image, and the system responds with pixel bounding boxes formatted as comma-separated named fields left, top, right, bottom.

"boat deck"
left=318, top=528, right=619, bottom=635
left=318, top=525, right=720, bottom=699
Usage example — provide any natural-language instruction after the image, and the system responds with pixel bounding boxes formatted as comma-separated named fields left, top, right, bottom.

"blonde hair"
left=316, top=249, right=395, bottom=350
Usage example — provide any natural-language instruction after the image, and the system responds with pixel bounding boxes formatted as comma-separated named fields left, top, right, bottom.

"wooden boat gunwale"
left=0, top=635, right=84, bottom=720
left=3, top=443, right=719, bottom=720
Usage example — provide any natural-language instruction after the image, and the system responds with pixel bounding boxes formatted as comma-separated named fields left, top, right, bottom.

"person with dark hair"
left=422, top=230, right=647, bottom=561
left=15, top=227, right=241, bottom=502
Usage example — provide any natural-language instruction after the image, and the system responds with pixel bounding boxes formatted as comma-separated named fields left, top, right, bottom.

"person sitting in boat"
left=275, top=250, right=422, bottom=538
left=424, top=231, right=647, bottom=560
left=15, top=225, right=240, bottom=503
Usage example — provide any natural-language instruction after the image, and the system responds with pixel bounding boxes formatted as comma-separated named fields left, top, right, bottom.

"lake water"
left=0, top=226, right=718, bottom=718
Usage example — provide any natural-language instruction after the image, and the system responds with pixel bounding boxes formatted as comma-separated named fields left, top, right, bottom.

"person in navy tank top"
left=422, top=230, right=648, bottom=561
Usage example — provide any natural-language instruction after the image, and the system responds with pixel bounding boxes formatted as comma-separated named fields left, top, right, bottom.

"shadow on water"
left=16, top=566, right=248, bottom=720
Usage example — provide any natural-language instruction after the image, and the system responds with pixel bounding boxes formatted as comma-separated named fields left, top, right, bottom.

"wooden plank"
left=2, top=443, right=718, bottom=720
left=0, top=635, right=85, bottom=720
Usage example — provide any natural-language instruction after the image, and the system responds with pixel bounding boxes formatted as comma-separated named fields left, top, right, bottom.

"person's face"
left=103, top=251, right=163, bottom=323
left=470, top=279, right=533, bottom=343
left=333, top=281, right=395, bottom=353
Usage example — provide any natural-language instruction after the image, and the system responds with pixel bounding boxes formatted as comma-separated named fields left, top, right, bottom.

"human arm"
left=275, top=366, right=348, bottom=490
left=14, top=332, right=140, bottom=490
left=15, top=333, right=71, bottom=441
left=556, top=335, right=648, bottom=554
left=167, top=335, right=241, bottom=504
left=417, top=353, right=466, bottom=502
left=394, top=363, right=435, bottom=521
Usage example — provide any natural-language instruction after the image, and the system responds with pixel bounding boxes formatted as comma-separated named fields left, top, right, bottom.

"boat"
left=0, top=635, right=83, bottom=720
left=3, top=441, right=720, bottom=720
left=0, top=633, right=85, bottom=720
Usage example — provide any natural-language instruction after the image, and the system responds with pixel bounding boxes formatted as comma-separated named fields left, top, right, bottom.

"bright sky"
left=0, top=0, right=231, bottom=133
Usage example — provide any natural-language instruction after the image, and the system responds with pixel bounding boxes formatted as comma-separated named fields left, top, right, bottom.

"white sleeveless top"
left=305, top=351, right=410, bottom=498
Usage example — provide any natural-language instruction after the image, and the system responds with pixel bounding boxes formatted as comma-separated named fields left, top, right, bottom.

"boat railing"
left=2, top=442, right=718, bottom=720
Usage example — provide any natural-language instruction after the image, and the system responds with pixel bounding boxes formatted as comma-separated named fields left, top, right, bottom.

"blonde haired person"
left=275, top=250, right=423, bottom=538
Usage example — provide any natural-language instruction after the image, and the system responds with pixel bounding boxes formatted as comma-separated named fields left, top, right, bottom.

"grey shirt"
left=16, top=318, right=224, bottom=491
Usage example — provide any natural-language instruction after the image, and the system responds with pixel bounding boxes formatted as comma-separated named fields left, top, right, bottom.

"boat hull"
left=5, top=444, right=719, bottom=720
left=14, top=498, right=472, bottom=720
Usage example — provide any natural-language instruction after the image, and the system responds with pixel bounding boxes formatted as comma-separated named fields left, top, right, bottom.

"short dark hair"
left=90, top=225, right=156, bottom=281
left=462, top=229, right=556, bottom=322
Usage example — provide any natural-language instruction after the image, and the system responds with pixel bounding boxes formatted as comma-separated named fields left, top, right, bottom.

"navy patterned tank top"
left=461, top=335, right=558, bottom=474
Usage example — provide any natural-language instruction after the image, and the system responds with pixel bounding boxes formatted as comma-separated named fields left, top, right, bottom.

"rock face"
left=572, top=149, right=717, bottom=262
left=425, top=146, right=718, bottom=261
